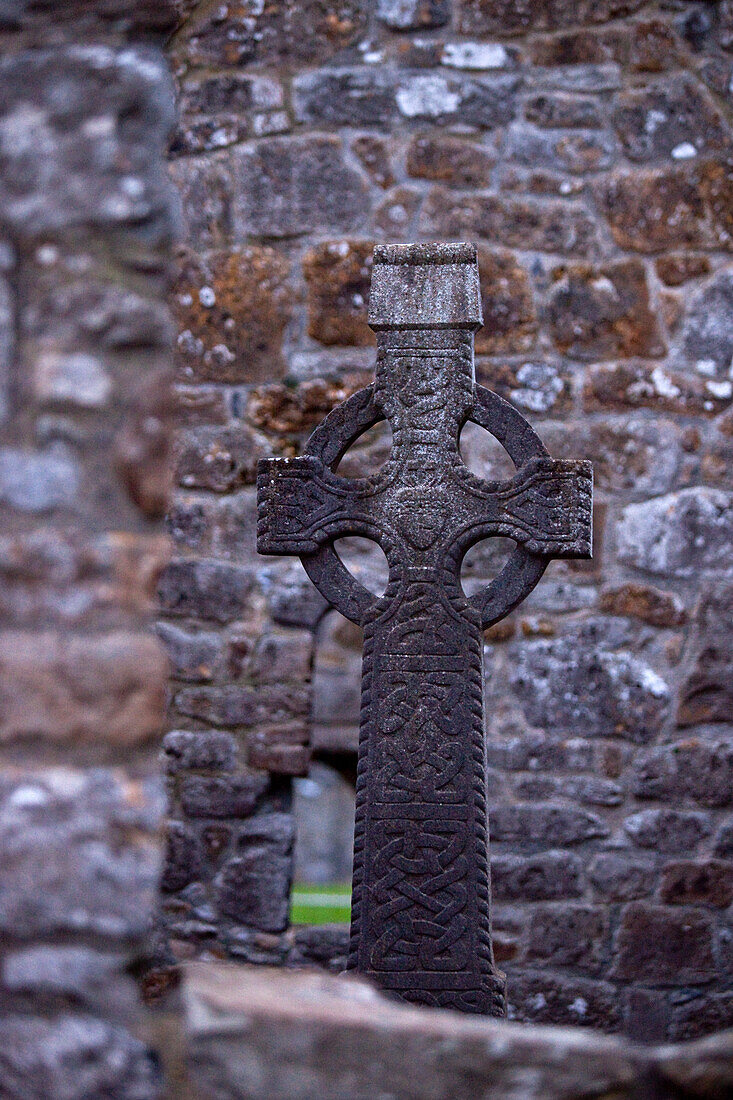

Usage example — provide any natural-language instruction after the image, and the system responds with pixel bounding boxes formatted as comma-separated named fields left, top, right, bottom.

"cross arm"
left=257, top=455, right=378, bottom=556
left=455, top=456, right=593, bottom=560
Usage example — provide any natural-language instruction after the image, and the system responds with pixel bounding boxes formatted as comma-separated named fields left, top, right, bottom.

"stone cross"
left=257, top=243, right=593, bottom=1016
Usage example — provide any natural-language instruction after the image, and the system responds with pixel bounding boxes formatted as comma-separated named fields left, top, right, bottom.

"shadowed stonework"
left=258, top=244, right=592, bottom=1013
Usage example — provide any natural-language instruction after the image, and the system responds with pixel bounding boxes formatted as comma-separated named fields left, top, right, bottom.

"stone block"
left=0, top=1013, right=162, bottom=1100
left=540, top=417, right=682, bottom=497
left=174, top=683, right=309, bottom=730
left=0, top=446, right=79, bottom=512
left=303, top=241, right=375, bottom=347
left=527, top=905, right=608, bottom=974
left=246, top=375, right=367, bottom=437
left=168, top=154, right=233, bottom=250
left=612, top=903, right=715, bottom=984
left=250, top=632, right=313, bottom=685
left=173, top=247, right=292, bottom=384
left=420, top=188, right=600, bottom=255
left=655, top=253, right=711, bottom=286
left=660, top=860, right=733, bottom=909
left=617, top=489, right=733, bottom=577
left=406, top=135, right=494, bottom=188
left=161, top=820, right=202, bottom=892
left=681, top=270, right=733, bottom=378
left=491, top=850, right=584, bottom=900
left=232, top=136, right=370, bottom=239
left=293, top=69, right=396, bottom=128
left=163, top=730, right=238, bottom=775
left=157, top=559, right=256, bottom=624
left=624, top=808, right=712, bottom=852
left=474, top=248, right=536, bottom=355
left=597, top=161, right=733, bottom=252
left=0, top=769, right=161, bottom=940
left=176, top=426, right=271, bottom=493
left=215, top=838, right=292, bottom=933
left=476, top=358, right=573, bottom=416
left=678, top=581, right=733, bottom=726
left=505, top=124, right=616, bottom=174
left=174, top=0, right=367, bottom=68
left=351, top=136, right=394, bottom=188
left=588, top=851, right=656, bottom=901
left=458, top=0, right=645, bottom=36
left=507, top=971, right=621, bottom=1031
left=180, top=772, right=269, bottom=819
left=584, top=361, right=732, bottom=417
left=547, top=260, right=664, bottom=360
left=599, top=583, right=686, bottom=628
left=490, top=803, right=609, bottom=846
left=157, top=624, right=222, bottom=682
left=0, top=630, right=166, bottom=746
left=2, top=946, right=137, bottom=1021
left=669, top=993, right=733, bottom=1041
left=377, top=0, right=449, bottom=29
left=612, top=79, right=729, bottom=162
left=633, top=739, right=733, bottom=808
left=501, top=639, right=669, bottom=742
left=524, top=93, right=603, bottom=128
left=0, top=47, right=175, bottom=244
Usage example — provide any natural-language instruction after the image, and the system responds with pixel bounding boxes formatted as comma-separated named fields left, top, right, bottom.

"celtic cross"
left=257, top=243, right=592, bottom=1015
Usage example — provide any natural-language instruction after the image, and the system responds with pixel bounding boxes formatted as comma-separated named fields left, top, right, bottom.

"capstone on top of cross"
left=368, top=241, right=483, bottom=331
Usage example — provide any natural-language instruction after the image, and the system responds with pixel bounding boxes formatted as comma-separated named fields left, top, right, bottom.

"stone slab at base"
left=183, top=962, right=733, bottom=1100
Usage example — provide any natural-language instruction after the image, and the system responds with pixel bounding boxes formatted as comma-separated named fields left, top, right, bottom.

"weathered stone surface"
left=505, top=124, right=616, bottom=174
left=180, top=773, right=269, bottom=819
left=0, top=631, right=166, bottom=746
left=660, top=860, right=733, bottom=909
left=474, top=248, right=536, bottom=354
left=507, top=972, right=621, bottom=1031
left=624, top=808, right=712, bottom=852
left=0, top=47, right=175, bottom=244
left=420, top=188, right=600, bottom=254
left=584, top=361, right=732, bottom=417
left=542, top=417, right=682, bottom=498
left=0, top=1013, right=162, bottom=1100
left=168, top=154, right=233, bottom=249
left=174, top=683, right=309, bottom=730
left=176, top=426, right=270, bottom=492
left=351, top=135, right=394, bottom=188
left=303, top=241, right=374, bottom=347
left=162, top=730, right=238, bottom=775
left=490, top=804, right=609, bottom=846
left=612, top=903, right=715, bottom=983
left=158, top=559, right=256, bottom=623
left=588, top=851, right=656, bottom=901
left=232, top=137, right=370, bottom=238
left=246, top=375, right=368, bottom=436
left=215, top=815, right=293, bottom=932
left=173, top=247, right=292, bottom=384
left=527, top=905, right=608, bottom=973
left=406, top=135, right=494, bottom=188
left=0, top=446, right=79, bottom=512
left=2, top=945, right=137, bottom=1020
left=490, top=851, right=584, bottom=901
left=377, top=0, right=449, bottom=29
left=174, top=0, right=367, bottom=67
left=599, top=583, right=686, bottom=628
left=0, top=769, right=162, bottom=939
left=161, top=820, right=201, bottom=892
left=459, top=0, right=645, bottom=36
left=678, top=581, right=733, bottom=726
left=293, top=69, right=396, bottom=128
left=597, top=161, right=733, bottom=252
left=500, top=639, right=669, bottom=742
left=395, top=73, right=520, bottom=127
left=612, top=79, right=730, bottom=162
left=172, top=73, right=287, bottom=156
left=616, top=489, right=733, bottom=577
left=633, top=739, right=733, bottom=808
left=477, top=359, right=572, bottom=416
left=547, top=260, right=664, bottom=359
left=681, top=269, right=733, bottom=377
left=525, top=93, right=603, bottom=129
left=655, top=252, right=711, bottom=286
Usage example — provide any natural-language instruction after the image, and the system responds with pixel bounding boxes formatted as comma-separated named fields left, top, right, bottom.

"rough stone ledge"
left=184, top=962, right=733, bottom=1100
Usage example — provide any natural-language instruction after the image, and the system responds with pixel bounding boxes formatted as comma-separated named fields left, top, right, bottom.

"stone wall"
left=0, top=3, right=180, bottom=1096
left=162, top=0, right=733, bottom=1041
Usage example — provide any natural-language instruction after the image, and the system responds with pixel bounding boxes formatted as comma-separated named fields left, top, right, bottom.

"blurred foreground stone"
left=184, top=963, right=733, bottom=1100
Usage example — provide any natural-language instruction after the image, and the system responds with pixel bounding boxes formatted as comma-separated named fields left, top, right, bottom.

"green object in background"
left=291, top=882, right=351, bottom=925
